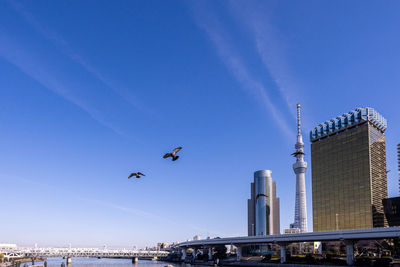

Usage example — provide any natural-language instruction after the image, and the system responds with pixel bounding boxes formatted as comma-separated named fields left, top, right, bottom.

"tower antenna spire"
left=297, top=103, right=301, bottom=136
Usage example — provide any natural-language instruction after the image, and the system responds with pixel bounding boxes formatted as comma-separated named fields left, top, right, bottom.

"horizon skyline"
left=1, top=0, right=400, bottom=248
left=3, top=103, right=398, bottom=249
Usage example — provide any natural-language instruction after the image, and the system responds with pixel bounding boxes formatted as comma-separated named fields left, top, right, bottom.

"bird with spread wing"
left=163, top=146, right=182, bottom=161
left=128, top=172, right=146, bottom=179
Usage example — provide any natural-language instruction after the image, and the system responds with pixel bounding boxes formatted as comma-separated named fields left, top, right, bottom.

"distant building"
left=272, top=181, right=280, bottom=235
left=247, top=170, right=280, bottom=236
left=193, top=235, right=200, bottom=241
left=284, top=228, right=300, bottom=234
left=310, top=107, right=388, bottom=231
left=0, top=244, right=17, bottom=250
left=247, top=182, right=256, bottom=236
left=157, top=242, right=170, bottom=250
left=383, top=197, right=400, bottom=226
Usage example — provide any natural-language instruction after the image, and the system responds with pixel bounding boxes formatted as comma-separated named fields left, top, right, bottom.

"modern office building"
left=272, top=181, right=280, bottom=235
left=383, top=197, right=400, bottom=226
left=310, top=107, right=388, bottom=231
left=291, top=103, right=308, bottom=233
left=248, top=182, right=256, bottom=236
left=384, top=146, right=400, bottom=227
left=247, top=170, right=280, bottom=236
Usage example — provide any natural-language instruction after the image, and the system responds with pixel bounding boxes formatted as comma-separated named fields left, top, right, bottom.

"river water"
left=26, top=258, right=195, bottom=267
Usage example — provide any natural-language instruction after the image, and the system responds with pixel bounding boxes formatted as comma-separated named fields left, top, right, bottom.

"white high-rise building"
left=291, top=103, right=308, bottom=233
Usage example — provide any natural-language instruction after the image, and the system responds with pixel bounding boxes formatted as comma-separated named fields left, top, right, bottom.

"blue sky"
left=0, top=0, right=399, bottom=248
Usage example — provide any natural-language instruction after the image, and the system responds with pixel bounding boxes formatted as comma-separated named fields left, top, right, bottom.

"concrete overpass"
left=176, top=227, right=400, bottom=265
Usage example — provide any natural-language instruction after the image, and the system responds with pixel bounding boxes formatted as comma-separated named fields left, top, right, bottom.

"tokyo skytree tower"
left=292, top=103, right=308, bottom=232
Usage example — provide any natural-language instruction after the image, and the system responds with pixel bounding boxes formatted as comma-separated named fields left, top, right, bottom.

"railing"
left=1, top=249, right=169, bottom=259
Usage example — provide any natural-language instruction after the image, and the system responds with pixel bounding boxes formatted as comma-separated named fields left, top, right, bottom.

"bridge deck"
left=1, top=249, right=169, bottom=259
left=177, top=226, right=400, bottom=247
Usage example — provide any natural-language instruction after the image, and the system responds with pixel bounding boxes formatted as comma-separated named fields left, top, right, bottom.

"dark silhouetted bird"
left=128, top=172, right=145, bottom=179
left=163, top=146, right=182, bottom=161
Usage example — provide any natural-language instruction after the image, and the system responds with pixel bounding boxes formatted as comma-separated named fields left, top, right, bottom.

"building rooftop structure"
left=310, top=107, right=387, bottom=142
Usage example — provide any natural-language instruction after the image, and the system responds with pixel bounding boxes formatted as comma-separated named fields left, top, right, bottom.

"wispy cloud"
left=189, top=3, right=294, bottom=139
left=227, top=1, right=312, bottom=129
left=7, top=0, right=149, bottom=115
left=0, top=32, right=125, bottom=136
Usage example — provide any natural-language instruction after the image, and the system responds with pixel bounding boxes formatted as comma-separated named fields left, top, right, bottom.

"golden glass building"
left=310, top=107, right=388, bottom=231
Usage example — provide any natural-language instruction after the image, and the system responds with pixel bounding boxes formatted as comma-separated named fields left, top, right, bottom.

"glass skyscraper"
left=247, top=170, right=280, bottom=236
left=310, top=107, right=388, bottom=231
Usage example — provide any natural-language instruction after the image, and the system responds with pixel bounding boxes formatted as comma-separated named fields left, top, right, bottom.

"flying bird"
left=163, top=146, right=182, bottom=161
left=128, top=172, right=145, bottom=179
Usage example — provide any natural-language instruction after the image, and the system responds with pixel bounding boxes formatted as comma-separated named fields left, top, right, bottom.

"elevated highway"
left=176, top=227, right=400, bottom=265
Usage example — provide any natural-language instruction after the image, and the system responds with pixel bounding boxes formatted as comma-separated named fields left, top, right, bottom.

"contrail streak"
left=7, top=0, right=149, bottom=114
left=227, top=1, right=313, bottom=129
left=0, top=33, right=125, bottom=136
left=189, top=3, right=294, bottom=139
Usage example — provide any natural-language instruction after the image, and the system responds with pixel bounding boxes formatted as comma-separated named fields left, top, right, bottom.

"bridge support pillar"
left=345, top=240, right=354, bottom=266
left=192, top=248, right=196, bottom=261
left=208, top=247, right=212, bottom=260
left=132, top=257, right=138, bottom=264
left=236, top=246, right=242, bottom=261
left=66, top=257, right=72, bottom=265
left=181, top=248, right=186, bottom=261
left=280, top=244, right=286, bottom=263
